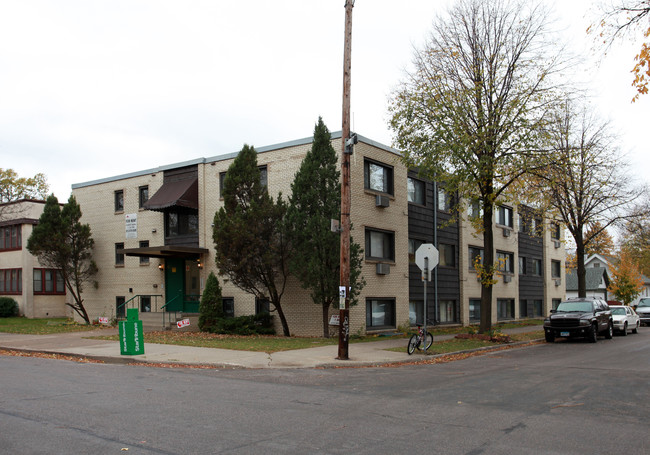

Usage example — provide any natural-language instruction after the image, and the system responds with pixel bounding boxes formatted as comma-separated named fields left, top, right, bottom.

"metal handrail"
left=116, top=294, right=163, bottom=318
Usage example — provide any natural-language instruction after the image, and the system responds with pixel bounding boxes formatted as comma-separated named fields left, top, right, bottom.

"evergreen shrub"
left=0, top=297, right=19, bottom=317
left=211, top=313, right=275, bottom=336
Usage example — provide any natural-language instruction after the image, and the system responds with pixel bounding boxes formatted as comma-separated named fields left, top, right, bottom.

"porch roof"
left=119, top=245, right=209, bottom=259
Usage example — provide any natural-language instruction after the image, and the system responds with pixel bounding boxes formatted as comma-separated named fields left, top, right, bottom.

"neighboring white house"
left=0, top=199, right=71, bottom=318
left=571, top=253, right=650, bottom=305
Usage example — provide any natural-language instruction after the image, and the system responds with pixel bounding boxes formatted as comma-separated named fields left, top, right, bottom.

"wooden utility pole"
left=338, top=0, right=354, bottom=360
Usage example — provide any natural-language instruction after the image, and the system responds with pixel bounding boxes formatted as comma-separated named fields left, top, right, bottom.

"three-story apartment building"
left=70, top=132, right=565, bottom=335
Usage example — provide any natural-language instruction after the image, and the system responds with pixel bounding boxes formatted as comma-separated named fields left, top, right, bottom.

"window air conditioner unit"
left=504, top=275, right=512, bottom=283
left=502, top=228, right=511, bottom=237
left=376, top=263, right=391, bottom=275
left=554, top=279, right=561, bottom=286
left=375, top=195, right=390, bottom=207
left=554, top=240, right=561, bottom=248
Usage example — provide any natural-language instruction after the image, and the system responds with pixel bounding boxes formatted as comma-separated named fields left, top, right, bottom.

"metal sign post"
left=415, top=244, right=439, bottom=352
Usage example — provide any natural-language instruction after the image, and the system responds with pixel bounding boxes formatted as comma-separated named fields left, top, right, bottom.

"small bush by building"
left=0, top=297, right=19, bottom=317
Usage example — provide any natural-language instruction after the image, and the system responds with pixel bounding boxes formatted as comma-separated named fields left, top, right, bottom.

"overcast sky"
left=1, top=0, right=648, bottom=201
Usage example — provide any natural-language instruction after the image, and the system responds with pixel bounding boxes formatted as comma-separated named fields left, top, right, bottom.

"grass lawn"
left=0, top=317, right=105, bottom=334
left=1, top=316, right=544, bottom=353
left=388, top=330, right=544, bottom=355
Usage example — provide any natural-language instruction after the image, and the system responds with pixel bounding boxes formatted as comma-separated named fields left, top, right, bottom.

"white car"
left=609, top=305, right=640, bottom=335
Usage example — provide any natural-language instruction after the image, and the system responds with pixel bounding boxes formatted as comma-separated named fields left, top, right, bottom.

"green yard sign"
left=119, top=308, right=144, bottom=355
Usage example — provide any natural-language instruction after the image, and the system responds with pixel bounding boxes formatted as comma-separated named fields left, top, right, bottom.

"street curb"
left=0, top=337, right=546, bottom=369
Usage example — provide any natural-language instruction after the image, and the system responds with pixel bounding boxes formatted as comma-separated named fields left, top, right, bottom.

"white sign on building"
left=125, top=213, right=137, bottom=239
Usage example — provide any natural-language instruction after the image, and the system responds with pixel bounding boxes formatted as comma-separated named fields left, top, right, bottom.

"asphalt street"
left=2, top=329, right=649, bottom=454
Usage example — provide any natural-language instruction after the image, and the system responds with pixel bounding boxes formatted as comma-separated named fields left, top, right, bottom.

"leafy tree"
left=27, top=195, right=98, bottom=324
left=198, top=272, right=223, bottom=332
left=608, top=249, right=644, bottom=304
left=620, top=217, right=650, bottom=276
left=0, top=168, right=49, bottom=221
left=0, top=168, right=49, bottom=202
left=584, top=222, right=615, bottom=256
left=388, top=0, right=565, bottom=333
left=286, top=117, right=366, bottom=337
left=532, top=101, right=646, bottom=297
left=592, top=1, right=650, bottom=101
left=213, top=145, right=292, bottom=336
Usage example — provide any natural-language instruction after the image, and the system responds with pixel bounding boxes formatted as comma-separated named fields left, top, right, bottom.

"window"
left=219, top=172, right=227, bottom=198
left=256, top=297, right=270, bottom=315
left=497, top=251, right=514, bottom=274
left=366, top=298, right=396, bottom=329
left=259, top=165, right=268, bottom=188
left=551, top=260, right=561, bottom=278
left=519, top=256, right=527, bottom=275
left=437, top=188, right=453, bottom=212
left=223, top=298, right=235, bottom=318
left=531, top=217, right=542, bottom=236
left=520, top=299, right=529, bottom=318
left=165, top=211, right=199, bottom=237
left=364, top=159, right=393, bottom=194
left=532, top=299, right=543, bottom=317
left=0, top=225, right=21, bottom=250
left=468, top=199, right=483, bottom=219
left=518, top=213, right=528, bottom=233
left=33, top=269, right=65, bottom=294
left=497, top=299, right=515, bottom=320
left=439, top=300, right=457, bottom=323
left=0, top=269, right=22, bottom=294
left=552, top=298, right=561, bottom=311
left=139, top=241, right=150, bottom=265
left=365, top=228, right=395, bottom=261
left=408, top=238, right=424, bottom=263
left=407, top=177, right=425, bottom=205
left=550, top=222, right=561, bottom=240
left=115, top=243, right=125, bottom=266
left=114, top=190, right=124, bottom=212
left=138, top=186, right=149, bottom=208
left=140, top=296, right=151, bottom=312
left=469, top=298, right=481, bottom=322
left=469, top=246, right=484, bottom=269
left=439, top=243, right=456, bottom=267
left=409, top=300, right=423, bottom=325
left=496, top=206, right=513, bottom=228
left=533, top=259, right=542, bottom=276
left=116, top=296, right=126, bottom=318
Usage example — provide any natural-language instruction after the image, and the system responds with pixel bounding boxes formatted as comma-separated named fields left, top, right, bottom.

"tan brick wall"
left=458, top=204, right=566, bottom=324
left=73, top=172, right=166, bottom=321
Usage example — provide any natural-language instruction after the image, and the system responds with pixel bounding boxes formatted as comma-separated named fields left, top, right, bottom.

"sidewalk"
left=0, top=326, right=544, bottom=369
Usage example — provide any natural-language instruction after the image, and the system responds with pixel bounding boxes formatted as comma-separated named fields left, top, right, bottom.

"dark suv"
left=544, top=298, right=613, bottom=343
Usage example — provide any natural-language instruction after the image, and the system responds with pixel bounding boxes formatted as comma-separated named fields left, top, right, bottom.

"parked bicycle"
left=407, top=322, right=434, bottom=355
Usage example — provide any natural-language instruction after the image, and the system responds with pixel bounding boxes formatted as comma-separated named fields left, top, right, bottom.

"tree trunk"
left=480, top=202, right=495, bottom=333
left=322, top=302, right=330, bottom=338
left=576, top=231, right=587, bottom=298
left=271, top=295, right=291, bottom=337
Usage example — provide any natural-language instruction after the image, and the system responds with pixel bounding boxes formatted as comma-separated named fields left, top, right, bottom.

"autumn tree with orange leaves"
left=608, top=249, right=644, bottom=304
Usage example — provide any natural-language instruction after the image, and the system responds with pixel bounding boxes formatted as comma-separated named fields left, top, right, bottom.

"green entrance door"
left=164, top=258, right=184, bottom=312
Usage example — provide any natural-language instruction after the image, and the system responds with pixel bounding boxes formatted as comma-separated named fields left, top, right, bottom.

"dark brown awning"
left=142, top=178, right=198, bottom=211
left=119, top=245, right=209, bottom=259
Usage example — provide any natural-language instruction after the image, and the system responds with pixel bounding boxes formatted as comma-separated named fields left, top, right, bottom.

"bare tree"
left=533, top=100, right=647, bottom=296
left=389, top=0, right=567, bottom=332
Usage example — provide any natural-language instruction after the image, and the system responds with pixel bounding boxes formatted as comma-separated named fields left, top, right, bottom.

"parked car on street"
left=609, top=305, right=640, bottom=335
left=634, top=298, right=650, bottom=326
left=544, top=298, right=613, bottom=343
